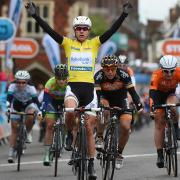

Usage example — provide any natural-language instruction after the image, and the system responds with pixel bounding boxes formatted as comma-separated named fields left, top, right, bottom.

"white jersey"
left=8, top=83, right=38, bottom=103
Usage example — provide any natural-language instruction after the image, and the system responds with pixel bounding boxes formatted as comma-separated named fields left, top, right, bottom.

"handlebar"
left=152, top=103, right=180, bottom=110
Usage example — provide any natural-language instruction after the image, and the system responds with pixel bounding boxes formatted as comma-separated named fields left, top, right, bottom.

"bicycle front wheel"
left=169, top=124, right=178, bottom=177
left=78, top=125, right=88, bottom=180
left=54, top=125, right=62, bottom=177
left=103, top=127, right=116, bottom=180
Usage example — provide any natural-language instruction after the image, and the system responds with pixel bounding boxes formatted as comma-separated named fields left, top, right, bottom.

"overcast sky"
left=139, top=0, right=178, bottom=24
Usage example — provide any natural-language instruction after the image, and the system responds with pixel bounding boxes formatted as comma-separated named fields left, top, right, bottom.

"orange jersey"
left=127, top=67, right=134, bottom=77
left=150, top=68, right=180, bottom=92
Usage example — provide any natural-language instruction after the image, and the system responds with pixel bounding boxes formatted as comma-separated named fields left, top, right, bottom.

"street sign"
left=0, top=18, right=16, bottom=42
left=0, top=37, right=39, bottom=58
left=162, top=39, right=180, bottom=57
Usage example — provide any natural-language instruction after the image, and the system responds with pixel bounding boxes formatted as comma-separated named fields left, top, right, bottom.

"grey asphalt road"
left=0, top=122, right=180, bottom=180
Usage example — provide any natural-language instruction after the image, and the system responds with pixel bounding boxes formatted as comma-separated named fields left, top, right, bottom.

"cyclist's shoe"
left=65, top=131, right=73, bottom=151
left=175, top=128, right=180, bottom=140
left=156, top=154, right=164, bottom=168
left=96, top=152, right=102, bottom=160
left=43, top=149, right=52, bottom=166
left=95, top=136, right=104, bottom=150
left=88, top=159, right=97, bottom=179
left=8, top=147, right=15, bottom=163
left=115, top=154, right=124, bottom=170
left=26, top=132, right=33, bottom=143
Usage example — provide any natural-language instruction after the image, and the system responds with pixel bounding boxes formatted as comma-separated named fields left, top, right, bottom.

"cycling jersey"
left=126, top=67, right=136, bottom=86
left=150, top=68, right=180, bottom=92
left=44, top=77, right=66, bottom=100
left=43, top=77, right=67, bottom=111
left=62, top=37, right=101, bottom=83
left=94, top=68, right=142, bottom=110
left=149, top=68, right=180, bottom=108
left=7, top=82, right=39, bottom=111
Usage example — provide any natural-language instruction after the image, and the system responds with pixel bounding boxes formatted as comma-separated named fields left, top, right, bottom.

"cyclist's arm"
left=32, top=96, right=41, bottom=108
left=128, top=87, right=143, bottom=111
left=32, top=14, right=63, bottom=44
left=99, top=12, right=128, bottom=43
left=42, top=91, right=53, bottom=111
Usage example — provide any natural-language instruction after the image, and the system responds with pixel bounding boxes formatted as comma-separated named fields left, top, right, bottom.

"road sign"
left=162, top=39, right=180, bottom=57
left=0, top=18, right=16, bottom=42
left=0, top=37, right=39, bottom=58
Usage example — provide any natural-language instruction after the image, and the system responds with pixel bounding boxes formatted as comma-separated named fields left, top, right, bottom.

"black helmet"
left=118, top=55, right=128, bottom=64
left=101, top=55, right=119, bottom=67
left=54, top=64, right=68, bottom=79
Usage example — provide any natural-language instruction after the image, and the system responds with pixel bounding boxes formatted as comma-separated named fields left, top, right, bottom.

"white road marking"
left=0, top=152, right=180, bottom=167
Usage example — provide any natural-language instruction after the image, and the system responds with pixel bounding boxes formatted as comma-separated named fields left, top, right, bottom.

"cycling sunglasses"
left=103, top=66, right=117, bottom=72
left=55, top=77, right=67, bottom=81
left=163, top=69, right=175, bottom=74
left=16, top=81, right=27, bottom=84
left=74, top=26, right=90, bottom=31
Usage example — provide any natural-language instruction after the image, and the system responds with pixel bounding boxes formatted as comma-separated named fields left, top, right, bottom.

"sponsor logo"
left=0, top=18, right=16, bottom=42
left=71, top=46, right=80, bottom=51
left=0, top=37, right=39, bottom=58
left=70, top=66, right=92, bottom=71
left=71, top=57, right=91, bottom=65
left=162, top=39, right=180, bottom=56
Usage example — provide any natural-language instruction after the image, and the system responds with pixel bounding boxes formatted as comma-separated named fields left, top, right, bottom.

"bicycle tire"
left=103, top=127, right=116, bottom=180
left=78, top=125, right=88, bottom=180
left=54, top=124, right=61, bottom=177
left=16, top=125, right=24, bottom=171
left=169, top=122, right=178, bottom=177
left=164, top=147, right=171, bottom=175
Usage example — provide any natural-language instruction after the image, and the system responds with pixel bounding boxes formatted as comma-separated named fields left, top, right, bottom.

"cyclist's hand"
left=25, top=2, right=38, bottom=16
left=136, top=102, right=144, bottom=113
left=123, top=1, right=133, bottom=14
left=37, top=111, right=43, bottom=121
left=150, top=111, right=155, bottom=120
left=5, top=107, right=11, bottom=115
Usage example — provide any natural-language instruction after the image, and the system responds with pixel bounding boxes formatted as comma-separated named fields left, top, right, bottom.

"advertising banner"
left=42, top=34, right=61, bottom=70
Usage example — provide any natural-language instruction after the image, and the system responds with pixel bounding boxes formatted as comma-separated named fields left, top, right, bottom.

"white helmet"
left=73, top=16, right=92, bottom=28
left=118, top=55, right=128, bottom=64
left=159, top=55, right=177, bottom=70
left=15, top=70, right=31, bottom=80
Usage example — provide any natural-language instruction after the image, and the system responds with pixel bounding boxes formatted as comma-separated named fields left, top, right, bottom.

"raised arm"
left=25, top=2, right=63, bottom=44
left=99, top=2, right=133, bottom=44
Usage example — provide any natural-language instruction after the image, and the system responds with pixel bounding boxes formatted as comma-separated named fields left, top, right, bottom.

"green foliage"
left=90, top=15, right=108, bottom=37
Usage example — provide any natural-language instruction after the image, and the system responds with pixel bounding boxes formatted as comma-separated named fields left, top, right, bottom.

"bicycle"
left=7, top=110, right=36, bottom=171
left=42, top=110, right=66, bottom=177
left=65, top=107, right=100, bottom=180
left=152, top=103, right=180, bottom=177
left=97, top=106, right=133, bottom=180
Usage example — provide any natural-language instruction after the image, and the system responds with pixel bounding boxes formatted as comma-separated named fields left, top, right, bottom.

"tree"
left=90, top=15, right=108, bottom=37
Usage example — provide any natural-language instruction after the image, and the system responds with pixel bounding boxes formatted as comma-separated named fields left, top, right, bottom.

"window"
left=21, top=1, right=54, bottom=38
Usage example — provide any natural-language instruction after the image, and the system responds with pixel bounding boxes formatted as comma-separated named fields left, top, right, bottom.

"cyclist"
left=25, top=1, right=133, bottom=177
left=94, top=55, right=143, bottom=169
left=149, top=55, right=180, bottom=168
left=41, top=64, right=68, bottom=166
left=7, top=70, right=40, bottom=163
left=118, top=55, right=136, bottom=86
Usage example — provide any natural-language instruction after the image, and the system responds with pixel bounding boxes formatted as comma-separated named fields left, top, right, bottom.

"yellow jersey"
left=61, top=36, right=101, bottom=83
